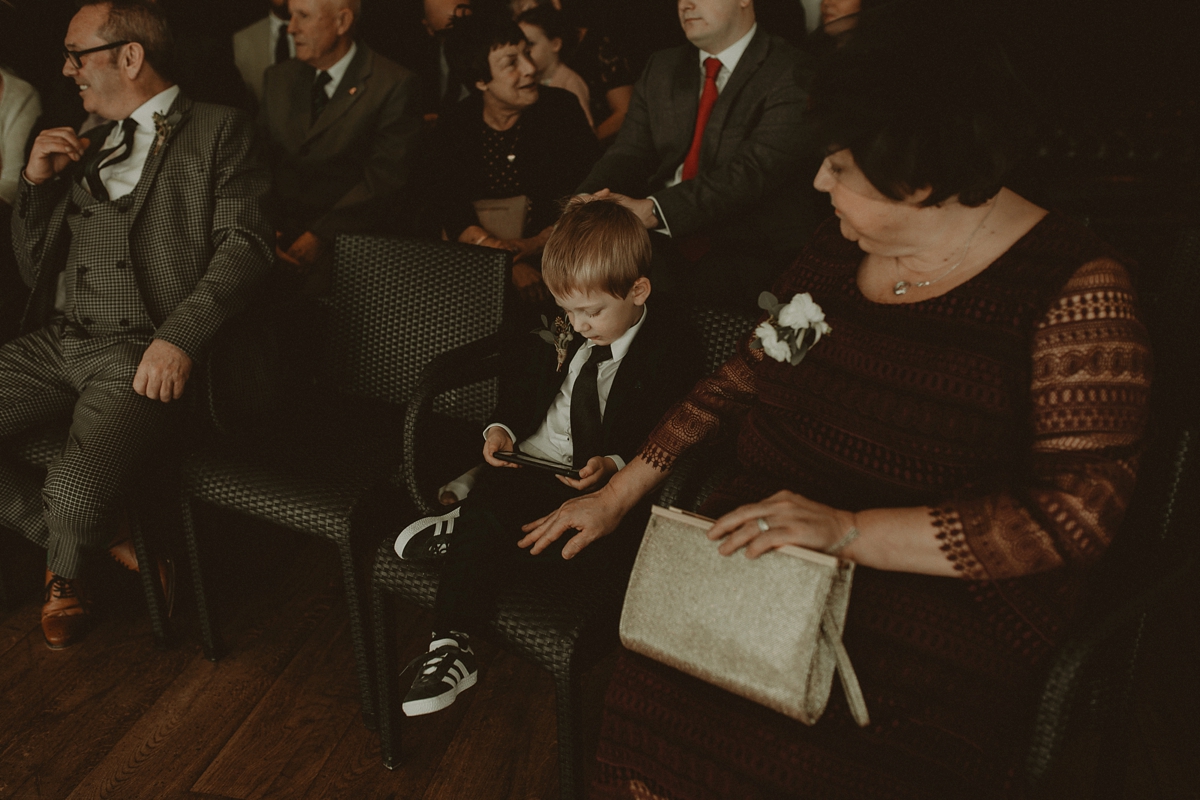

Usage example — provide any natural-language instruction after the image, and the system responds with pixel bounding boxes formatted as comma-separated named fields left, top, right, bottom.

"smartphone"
left=493, top=450, right=581, bottom=479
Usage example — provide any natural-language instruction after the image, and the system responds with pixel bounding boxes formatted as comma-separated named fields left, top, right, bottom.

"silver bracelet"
left=824, top=526, right=859, bottom=556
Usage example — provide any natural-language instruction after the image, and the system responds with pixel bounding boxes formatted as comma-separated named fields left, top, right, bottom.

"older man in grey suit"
left=3, top=0, right=272, bottom=648
left=261, top=0, right=420, bottom=288
left=577, top=0, right=817, bottom=310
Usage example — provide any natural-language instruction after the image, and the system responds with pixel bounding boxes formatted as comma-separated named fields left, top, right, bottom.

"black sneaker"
left=394, top=507, right=460, bottom=561
left=402, top=634, right=478, bottom=716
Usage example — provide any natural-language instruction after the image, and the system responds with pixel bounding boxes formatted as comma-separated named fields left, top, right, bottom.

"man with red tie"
left=576, top=0, right=817, bottom=311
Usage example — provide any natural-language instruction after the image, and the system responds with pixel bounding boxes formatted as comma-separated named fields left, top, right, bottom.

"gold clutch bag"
left=620, top=505, right=869, bottom=726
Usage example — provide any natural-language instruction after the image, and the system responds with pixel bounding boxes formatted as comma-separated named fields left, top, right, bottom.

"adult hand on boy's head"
left=483, top=426, right=519, bottom=467
left=557, top=456, right=617, bottom=491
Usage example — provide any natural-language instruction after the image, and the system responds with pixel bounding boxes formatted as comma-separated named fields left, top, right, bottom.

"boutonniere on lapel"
left=750, top=291, right=832, bottom=365
left=151, top=111, right=183, bottom=157
left=534, top=314, right=575, bottom=372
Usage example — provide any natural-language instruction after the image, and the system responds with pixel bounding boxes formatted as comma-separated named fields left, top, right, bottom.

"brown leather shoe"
left=108, top=536, right=176, bottom=618
left=42, top=570, right=91, bottom=650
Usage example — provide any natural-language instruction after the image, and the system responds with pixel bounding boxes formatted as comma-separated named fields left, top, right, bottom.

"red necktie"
left=681, top=57, right=723, bottom=181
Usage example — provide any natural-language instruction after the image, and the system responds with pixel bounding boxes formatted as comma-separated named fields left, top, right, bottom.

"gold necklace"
left=892, top=198, right=998, bottom=296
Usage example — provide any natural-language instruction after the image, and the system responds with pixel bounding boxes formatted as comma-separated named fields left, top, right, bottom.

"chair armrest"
left=400, top=331, right=509, bottom=515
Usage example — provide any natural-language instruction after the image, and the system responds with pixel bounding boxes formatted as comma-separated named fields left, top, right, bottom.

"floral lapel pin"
left=534, top=314, right=575, bottom=372
left=750, top=291, right=832, bottom=366
left=151, top=111, right=183, bottom=157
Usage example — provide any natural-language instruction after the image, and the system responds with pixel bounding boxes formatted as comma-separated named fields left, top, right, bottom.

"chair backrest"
left=692, top=305, right=759, bottom=375
left=324, top=235, right=510, bottom=412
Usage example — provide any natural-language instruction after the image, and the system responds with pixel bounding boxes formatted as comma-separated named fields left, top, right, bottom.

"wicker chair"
left=371, top=305, right=756, bottom=800
left=1025, top=226, right=1200, bottom=797
left=179, top=234, right=509, bottom=730
left=0, top=421, right=174, bottom=645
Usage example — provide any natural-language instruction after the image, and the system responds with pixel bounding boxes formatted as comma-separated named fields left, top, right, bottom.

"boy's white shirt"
left=438, top=306, right=649, bottom=501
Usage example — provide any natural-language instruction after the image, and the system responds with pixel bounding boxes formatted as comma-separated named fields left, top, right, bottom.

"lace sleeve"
left=639, top=336, right=765, bottom=472
left=934, top=259, right=1153, bottom=579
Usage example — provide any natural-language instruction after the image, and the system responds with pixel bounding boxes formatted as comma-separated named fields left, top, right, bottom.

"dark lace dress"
left=592, top=213, right=1153, bottom=799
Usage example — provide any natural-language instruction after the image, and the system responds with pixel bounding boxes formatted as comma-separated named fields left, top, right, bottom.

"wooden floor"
left=1, top=509, right=1197, bottom=800
left=0, top=511, right=604, bottom=800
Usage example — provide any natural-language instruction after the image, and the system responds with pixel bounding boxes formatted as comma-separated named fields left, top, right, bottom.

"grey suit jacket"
left=577, top=28, right=817, bottom=254
left=233, top=16, right=274, bottom=104
left=11, top=95, right=274, bottom=360
left=259, top=43, right=421, bottom=244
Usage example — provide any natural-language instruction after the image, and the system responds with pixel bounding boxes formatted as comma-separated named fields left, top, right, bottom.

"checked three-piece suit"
left=432, top=303, right=704, bottom=636
left=2, top=94, right=273, bottom=578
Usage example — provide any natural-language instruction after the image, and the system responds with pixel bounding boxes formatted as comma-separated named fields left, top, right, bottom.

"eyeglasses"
left=62, top=40, right=131, bottom=69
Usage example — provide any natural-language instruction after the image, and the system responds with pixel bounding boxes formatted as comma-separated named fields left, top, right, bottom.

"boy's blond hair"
left=541, top=196, right=652, bottom=299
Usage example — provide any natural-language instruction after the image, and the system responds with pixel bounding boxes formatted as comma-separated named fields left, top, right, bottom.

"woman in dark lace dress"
left=520, top=7, right=1152, bottom=799
left=433, top=11, right=598, bottom=303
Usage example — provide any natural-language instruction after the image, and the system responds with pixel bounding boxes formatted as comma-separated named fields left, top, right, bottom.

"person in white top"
left=232, top=0, right=295, bottom=105
left=517, top=5, right=593, bottom=129
left=0, top=66, right=42, bottom=208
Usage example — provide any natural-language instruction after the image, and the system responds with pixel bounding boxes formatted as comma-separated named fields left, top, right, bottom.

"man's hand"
left=24, top=128, right=91, bottom=185
left=133, top=339, right=193, bottom=402
left=557, top=455, right=617, bottom=491
left=588, top=188, right=658, bottom=229
left=483, top=426, right=520, bottom=468
left=286, top=231, right=324, bottom=267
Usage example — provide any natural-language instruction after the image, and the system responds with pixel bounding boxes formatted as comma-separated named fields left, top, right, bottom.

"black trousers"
left=432, top=464, right=638, bottom=637
left=0, top=323, right=180, bottom=578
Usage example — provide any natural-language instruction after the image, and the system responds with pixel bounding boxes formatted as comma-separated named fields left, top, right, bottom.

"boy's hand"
left=483, top=426, right=519, bottom=468
left=557, top=456, right=617, bottom=491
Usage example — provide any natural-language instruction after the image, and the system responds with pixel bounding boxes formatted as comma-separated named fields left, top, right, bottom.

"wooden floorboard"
left=0, top=514, right=568, bottom=800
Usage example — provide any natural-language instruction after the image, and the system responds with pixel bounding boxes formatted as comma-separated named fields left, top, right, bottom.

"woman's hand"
left=518, top=485, right=626, bottom=558
left=511, top=261, right=549, bottom=303
left=707, top=490, right=858, bottom=559
left=482, top=426, right=519, bottom=468
left=557, top=456, right=618, bottom=491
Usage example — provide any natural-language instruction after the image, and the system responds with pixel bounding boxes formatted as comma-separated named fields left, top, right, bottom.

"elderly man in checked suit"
left=577, top=0, right=817, bottom=311
left=2, top=0, right=273, bottom=648
left=260, top=0, right=420, bottom=290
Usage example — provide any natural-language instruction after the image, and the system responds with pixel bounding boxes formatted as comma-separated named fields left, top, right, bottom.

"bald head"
left=287, top=0, right=357, bottom=69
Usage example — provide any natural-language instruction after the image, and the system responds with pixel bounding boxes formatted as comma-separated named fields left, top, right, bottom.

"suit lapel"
left=304, top=44, right=373, bottom=144
left=600, top=308, right=656, bottom=439
left=704, top=28, right=768, bottom=159
left=666, top=49, right=701, bottom=173
left=126, top=94, right=192, bottom=224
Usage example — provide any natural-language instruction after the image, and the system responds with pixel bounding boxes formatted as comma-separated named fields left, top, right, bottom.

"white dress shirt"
left=490, top=305, right=649, bottom=470
left=651, top=23, right=758, bottom=236
left=93, top=84, right=181, bottom=200
left=269, top=14, right=296, bottom=61
left=319, top=42, right=358, bottom=98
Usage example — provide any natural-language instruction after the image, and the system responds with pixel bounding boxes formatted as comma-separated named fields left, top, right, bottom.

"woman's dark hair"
left=444, top=9, right=527, bottom=91
left=516, top=5, right=567, bottom=43
left=78, top=0, right=175, bottom=82
left=807, top=0, right=1035, bottom=207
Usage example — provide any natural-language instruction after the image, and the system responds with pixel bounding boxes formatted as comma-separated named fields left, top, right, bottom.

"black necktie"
left=570, top=344, right=613, bottom=469
left=82, top=117, right=137, bottom=202
left=311, top=70, right=332, bottom=123
left=274, top=26, right=291, bottom=64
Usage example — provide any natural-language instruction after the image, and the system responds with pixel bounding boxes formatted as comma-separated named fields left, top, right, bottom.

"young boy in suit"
left=396, top=196, right=701, bottom=716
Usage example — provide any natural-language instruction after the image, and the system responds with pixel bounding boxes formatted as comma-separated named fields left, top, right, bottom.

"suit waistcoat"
left=62, top=173, right=155, bottom=339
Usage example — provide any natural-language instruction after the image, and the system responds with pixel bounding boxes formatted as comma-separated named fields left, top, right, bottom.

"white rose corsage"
left=749, top=291, right=832, bottom=365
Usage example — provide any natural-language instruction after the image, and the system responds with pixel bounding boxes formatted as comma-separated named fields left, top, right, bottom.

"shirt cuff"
left=607, top=455, right=626, bottom=471
left=649, top=196, right=672, bottom=237
left=483, top=423, right=517, bottom=445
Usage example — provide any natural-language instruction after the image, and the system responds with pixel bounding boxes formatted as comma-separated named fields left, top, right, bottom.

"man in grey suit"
left=577, top=0, right=817, bottom=310
left=260, top=0, right=420, bottom=288
left=3, top=0, right=272, bottom=648
left=233, top=0, right=294, bottom=106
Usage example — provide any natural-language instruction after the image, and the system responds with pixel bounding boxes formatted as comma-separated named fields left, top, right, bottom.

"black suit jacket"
left=432, top=86, right=599, bottom=241
left=577, top=27, right=817, bottom=255
left=259, top=43, right=421, bottom=244
left=492, top=302, right=702, bottom=466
